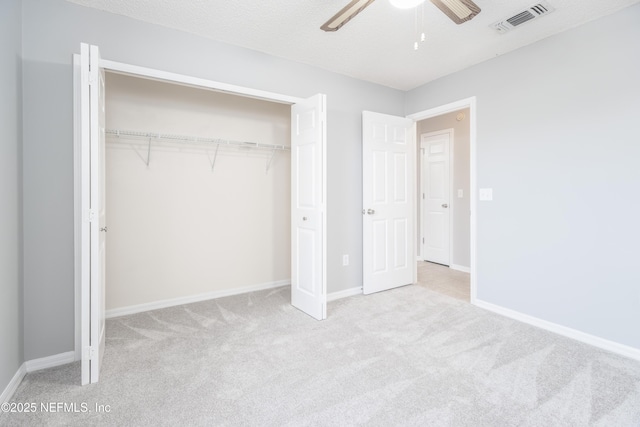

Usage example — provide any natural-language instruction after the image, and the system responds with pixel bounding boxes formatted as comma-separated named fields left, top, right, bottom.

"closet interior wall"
left=105, top=73, right=291, bottom=312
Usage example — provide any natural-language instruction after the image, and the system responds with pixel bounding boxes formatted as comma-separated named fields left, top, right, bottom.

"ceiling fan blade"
left=430, top=0, right=481, bottom=24
left=321, top=0, right=376, bottom=32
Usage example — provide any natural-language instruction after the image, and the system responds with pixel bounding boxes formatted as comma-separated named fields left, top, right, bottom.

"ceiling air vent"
left=490, top=1, right=555, bottom=34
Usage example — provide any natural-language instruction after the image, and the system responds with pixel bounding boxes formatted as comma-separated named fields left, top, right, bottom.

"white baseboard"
left=327, top=286, right=362, bottom=302
left=25, top=351, right=76, bottom=373
left=474, top=299, right=640, bottom=362
left=2, top=351, right=77, bottom=404
left=106, top=280, right=291, bottom=319
left=1, top=363, right=26, bottom=404
left=450, top=264, right=470, bottom=273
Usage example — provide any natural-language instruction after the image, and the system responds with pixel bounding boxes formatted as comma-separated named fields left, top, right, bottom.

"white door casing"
left=421, top=131, right=451, bottom=265
left=408, top=97, right=477, bottom=302
left=291, top=94, right=327, bottom=320
left=80, top=43, right=106, bottom=385
left=362, top=111, right=415, bottom=294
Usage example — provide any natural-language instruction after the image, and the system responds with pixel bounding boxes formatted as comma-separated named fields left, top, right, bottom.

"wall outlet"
left=342, top=254, right=349, bottom=266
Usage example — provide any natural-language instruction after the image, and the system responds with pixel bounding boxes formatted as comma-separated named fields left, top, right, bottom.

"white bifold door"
left=362, top=111, right=416, bottom=294
left=291, top=94, right=327, bottom=320
left=79, top=43, right=106, bottom=385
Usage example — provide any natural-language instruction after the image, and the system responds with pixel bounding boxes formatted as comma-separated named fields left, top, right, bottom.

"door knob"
left=302, top=217, right=308, bottom=221
left=100, top=226, right=108, bottom=232
left=367, top=209, right=375, bottom=215
left=441, top=204, right=448, bottom=208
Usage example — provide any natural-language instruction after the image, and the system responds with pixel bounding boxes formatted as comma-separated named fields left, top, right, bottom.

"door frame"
left=407, top=97, right=477, bottom=303
left=73, top=56, right=312, bottom=360
left=419, top=129, right=454, bottom=266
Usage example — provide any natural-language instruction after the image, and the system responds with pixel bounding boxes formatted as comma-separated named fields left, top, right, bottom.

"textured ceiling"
left=67, top=0, right=640, bottom=90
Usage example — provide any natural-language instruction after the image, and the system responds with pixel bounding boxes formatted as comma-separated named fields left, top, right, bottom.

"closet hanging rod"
left=105, top=129, right=290, bottom=151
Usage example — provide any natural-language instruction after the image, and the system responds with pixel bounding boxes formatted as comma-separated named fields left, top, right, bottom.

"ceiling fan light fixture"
left=430, top=0, right=481, bottom=24
left=389, top=0, right=426, bottom=9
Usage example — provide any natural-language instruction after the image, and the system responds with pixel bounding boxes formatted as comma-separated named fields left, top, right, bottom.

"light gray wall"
left=21, top=0, right=404, bottom=359
left=0, top=0, right=24, bottom=394
left=406, top=4, right=640, bottom=349
left=417, top=109, right=470, bottom=268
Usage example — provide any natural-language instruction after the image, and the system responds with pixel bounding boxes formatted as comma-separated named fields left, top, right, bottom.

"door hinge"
left=86, top=209, right=96, bottom=222
left=85, top=346, right=96, bottom=361
left=422, top=237, right=425, bottom=244
left=88, top=67, right=97, bottom=86
left=422, top=193, right=425, bottom=200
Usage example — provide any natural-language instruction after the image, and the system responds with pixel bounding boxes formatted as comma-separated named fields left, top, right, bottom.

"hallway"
left=417, top=261, right=470, bottom=302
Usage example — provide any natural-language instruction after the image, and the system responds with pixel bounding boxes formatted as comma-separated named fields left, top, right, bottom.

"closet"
left=104, top=73, right=292, bottom=315
left=77, top=44, right=326, bottom=385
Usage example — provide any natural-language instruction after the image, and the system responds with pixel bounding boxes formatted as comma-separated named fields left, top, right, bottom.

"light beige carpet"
left=3, top=284, right=640, bottom=426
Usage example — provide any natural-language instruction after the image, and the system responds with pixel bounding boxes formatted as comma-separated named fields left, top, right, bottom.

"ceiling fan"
left=320, top=0, right=481, bottom=32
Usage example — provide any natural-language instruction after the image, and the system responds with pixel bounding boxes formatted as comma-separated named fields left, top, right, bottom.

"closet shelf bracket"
left=266, top=149, right=277, bottom=174
left=111, top=130, right=154, bottom=166
left=145, top=137, right=152, bottom=166
left=208, top=144, right=220, bottom=171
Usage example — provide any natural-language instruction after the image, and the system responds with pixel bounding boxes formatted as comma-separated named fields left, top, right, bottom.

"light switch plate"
left=342, top=254, right=349, bottom=266
left=457, top=189, right=463, bottom=198
left=479, top=188, right=493, bottom=201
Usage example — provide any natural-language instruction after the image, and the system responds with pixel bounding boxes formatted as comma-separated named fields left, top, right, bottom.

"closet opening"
left=104, top=73, right=292, bottom=318
left=75, top=43, right=327, bottom=384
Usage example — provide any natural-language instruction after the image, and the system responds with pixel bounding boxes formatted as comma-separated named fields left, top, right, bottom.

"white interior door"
left=362, top=111, right=415, bottom=294
left=291, top=94, right=327, bottom=320
left=421, top=132, right=451, bottom=265
left=80, top=43, right=106, bottom=385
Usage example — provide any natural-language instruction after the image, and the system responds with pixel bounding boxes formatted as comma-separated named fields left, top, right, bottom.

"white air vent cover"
left=490, top=1, right=555, bottom=34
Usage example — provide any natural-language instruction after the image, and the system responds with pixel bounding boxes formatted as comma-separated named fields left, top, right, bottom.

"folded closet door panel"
left=291, top=94, right=327, bottom=320
left=79, top=42, right=106, bottom=385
